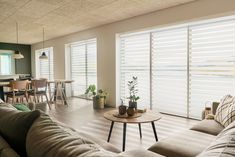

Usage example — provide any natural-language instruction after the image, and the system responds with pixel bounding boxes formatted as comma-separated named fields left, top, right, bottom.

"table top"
left=0, top=80, right=74, bottom=87
left=103, top=109, right=162, bottom=124
left=47, top=80, right=74, bottom=83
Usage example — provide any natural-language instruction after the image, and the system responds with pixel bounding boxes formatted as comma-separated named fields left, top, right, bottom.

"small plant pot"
left=93, top=97, right=105, bottom=109
left=129, top=101, right=137, bottom=110
left=119, top=105, right=127, bottom=115
left=127, top=107, right=135, bottom=116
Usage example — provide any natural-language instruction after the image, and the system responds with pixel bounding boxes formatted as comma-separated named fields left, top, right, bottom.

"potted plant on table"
left=85, top=85, right=108, bottom=109
left=127, top=76, right=140, bottom=116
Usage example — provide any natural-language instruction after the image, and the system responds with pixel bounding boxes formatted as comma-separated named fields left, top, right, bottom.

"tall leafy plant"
left=127, top=76, right=140, bottom=102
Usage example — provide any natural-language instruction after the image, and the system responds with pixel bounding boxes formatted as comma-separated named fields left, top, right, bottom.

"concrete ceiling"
left=0, top=0, right=196, bottom=44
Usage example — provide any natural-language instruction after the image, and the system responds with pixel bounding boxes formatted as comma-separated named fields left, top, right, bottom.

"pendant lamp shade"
left=13, top=50, right=24, bottom=59
left=13, top=22, right=24, bottom=59
left=39, top=52, right=48, bottom=59
left=39, top=27, right=48, bottom=60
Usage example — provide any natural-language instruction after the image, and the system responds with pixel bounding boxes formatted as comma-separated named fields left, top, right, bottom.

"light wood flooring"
left=45, top=98, right=199, bottom=151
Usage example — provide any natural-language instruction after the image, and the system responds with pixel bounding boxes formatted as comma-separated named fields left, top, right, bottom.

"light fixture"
left=13, top=22, right=24, bottom=59
left=39, top=27, right=48, bottom=60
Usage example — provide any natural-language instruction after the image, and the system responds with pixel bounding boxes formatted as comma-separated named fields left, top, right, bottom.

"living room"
left=0, top=0, right=235, bottom=157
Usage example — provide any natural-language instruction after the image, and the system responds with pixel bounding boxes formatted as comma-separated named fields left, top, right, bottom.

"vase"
left=129, top=101, right=137, bottom=110
left=127, top=107, right=135, bottom=116
left=93, top=97, right=105, bottom=109
left=119, top=105, right=127, bottom=115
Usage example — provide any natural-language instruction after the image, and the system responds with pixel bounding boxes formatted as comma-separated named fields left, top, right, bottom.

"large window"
left=70, top=38, right=97, bottom=96
left=35, top=47, right=54, bottom=80
left=0, top=50, right=15, bottom=75
left=120, top=33, right=150, bottom=108
left=119, top=16, right=235, bottom=119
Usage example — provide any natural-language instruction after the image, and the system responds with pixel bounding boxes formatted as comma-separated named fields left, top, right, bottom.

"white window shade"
left=118, top=16, right=235, bottom=119
left=120, top=33, right=150, bottom=108
left=71, top=43, right=86, bottom=96
left=36, top=48, right=54, bottom=80
left=189, top=19, right=235, bottom=119
left=87, top=40, right=97, bottom=87
left=152, top=27, right=188, bottom=116
left=70, top=39, right=97, bottom=97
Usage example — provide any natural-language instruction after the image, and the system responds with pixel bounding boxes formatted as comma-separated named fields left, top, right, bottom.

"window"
left=70, top=38, right=97, bottom=96
left=35, top=47, right=54, bottom=80
left=120, top=33, right=150, bottom=108
left=118, top=16, right=235, bottom=119
left=152, top=27, right=188, bottom=117
left=189, top=19, right=235, bottom=118
left=0, top=50, right=15, bottom=75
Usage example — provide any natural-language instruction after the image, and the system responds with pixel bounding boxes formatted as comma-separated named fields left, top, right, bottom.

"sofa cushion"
left=77, top=131, right=121, bottom=153
left=51, top=117, right=121, bottom=153
left=26, top=113, right=119, bottom=157
left=197, top=121, right=235, bottom=157
left=0, top=107, right=40, bottom=157
left=120, top=149, right=165, bottom=157
left=0, top=136, right=20, bottom=157
left=190, top=119, right=224, bottom=136
left=148, top=130, right=216, bottom=157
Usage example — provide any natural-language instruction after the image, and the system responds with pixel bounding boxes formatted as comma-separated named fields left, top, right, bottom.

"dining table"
left=0, top=79, right=74, bottom=105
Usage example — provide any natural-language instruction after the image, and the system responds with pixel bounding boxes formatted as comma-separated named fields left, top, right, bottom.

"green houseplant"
left=85, top=85, right=108, bottom=109
left=127, top=76, right=140, bottom=114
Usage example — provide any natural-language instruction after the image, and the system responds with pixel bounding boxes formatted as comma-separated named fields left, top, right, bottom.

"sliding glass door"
left=152, top=27, right=188, bottom=117
left=189, top=19, right=235, bottom=118
left=120, top=33, right=150, bottom=108
left=70, top=39, right=97, bottom=97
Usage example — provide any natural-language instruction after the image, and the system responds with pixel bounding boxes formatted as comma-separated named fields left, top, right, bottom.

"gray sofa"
left=148, top=102, right=235, bottom=157
left=0, top=102, right=234, bottom=157
left=0, top=104, right=160, bottom=157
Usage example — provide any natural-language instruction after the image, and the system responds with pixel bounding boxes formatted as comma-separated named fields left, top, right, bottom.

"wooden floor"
left=46, top=98, right=199, bottom=151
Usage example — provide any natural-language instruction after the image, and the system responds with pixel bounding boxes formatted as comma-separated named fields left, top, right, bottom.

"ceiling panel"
left=0, top=0, right=196, bottom=44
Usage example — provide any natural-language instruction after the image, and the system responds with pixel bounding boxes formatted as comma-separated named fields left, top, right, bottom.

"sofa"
left=148, top=102, right=235, bottom=157
left=0, top=103, right=161, bottom=157
left=0, top=102, right=234, bottom=157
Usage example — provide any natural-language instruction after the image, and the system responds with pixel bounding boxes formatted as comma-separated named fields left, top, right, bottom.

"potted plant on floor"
left=127, top=76, right=140, bottom=116
left=85, top=85, right=108, bottom=109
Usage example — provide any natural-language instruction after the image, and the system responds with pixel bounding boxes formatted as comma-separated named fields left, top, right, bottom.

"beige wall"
left=31, top=0, right=235, bottom=107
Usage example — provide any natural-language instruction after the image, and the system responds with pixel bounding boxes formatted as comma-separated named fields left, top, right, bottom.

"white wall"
left=31, top=0, right=235, bottom=107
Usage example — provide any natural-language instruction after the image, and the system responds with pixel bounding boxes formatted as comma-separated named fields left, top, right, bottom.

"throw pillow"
left=13, top=103, right=31, bottom=112
left=215, top=95, right=235, bottom=127
left=0, top=109, right=40, bottom=157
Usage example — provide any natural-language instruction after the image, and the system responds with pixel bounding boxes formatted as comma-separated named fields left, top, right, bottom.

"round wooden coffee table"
left=103, top=110, right=162, bottom=151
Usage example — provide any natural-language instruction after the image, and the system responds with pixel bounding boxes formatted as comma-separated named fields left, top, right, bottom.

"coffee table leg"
left=138, top=123, right=142, bottom=139
left=151, top=121, right=158, bottom=142
left=123, top=123, right=127, bottom=151
left=107, top=121, right=114, bottom=142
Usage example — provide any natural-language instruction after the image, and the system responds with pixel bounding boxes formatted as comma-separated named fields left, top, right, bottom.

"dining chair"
left=5, top=80, right=28, bottom=104
left=0, top=78, right=14, bottom=101
left=28, top=79, right=51, bottom=110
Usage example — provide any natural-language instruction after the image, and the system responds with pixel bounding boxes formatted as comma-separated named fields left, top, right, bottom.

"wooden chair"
left=5, top=80, right=28, bottom=104
left=28, top=79, right=51, bottom=110
left=0, top=78, right=14, bottom=101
